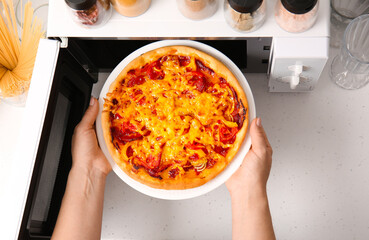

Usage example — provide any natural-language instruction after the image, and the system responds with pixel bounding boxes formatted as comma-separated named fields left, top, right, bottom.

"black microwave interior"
left=68, top=38, right=272, bottom=78
left=19, top=38, right=271, bottom=240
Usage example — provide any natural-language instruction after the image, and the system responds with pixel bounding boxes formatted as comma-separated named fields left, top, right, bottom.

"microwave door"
left=16, top=39, right=94, bottom=240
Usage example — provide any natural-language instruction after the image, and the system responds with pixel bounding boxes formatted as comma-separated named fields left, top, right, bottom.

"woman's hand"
left=226, top=118, right=275, bottom=240
left=53, top=97, right=111, bottom=240
left=226, top=117, right=273, bottom=196
left=71, top=97, right=112, bottom=176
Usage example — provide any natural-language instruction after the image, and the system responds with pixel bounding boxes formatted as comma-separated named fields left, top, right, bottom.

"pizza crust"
left=102, top=45, right=248, bottom=190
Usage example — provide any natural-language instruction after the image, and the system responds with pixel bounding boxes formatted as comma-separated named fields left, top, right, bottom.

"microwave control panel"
left=269, top=37, right=329, bottom=92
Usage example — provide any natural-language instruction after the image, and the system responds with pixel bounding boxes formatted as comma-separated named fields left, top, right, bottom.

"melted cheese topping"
left=104, top=54, right=244, bottom=180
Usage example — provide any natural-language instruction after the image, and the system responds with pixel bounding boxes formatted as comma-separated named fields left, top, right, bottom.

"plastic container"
left=177, top=0, right=218, bottom=20
left=110, top=0, right=151, bottom=17
left=224, top=0, right=266, bottom=33
left=65, top=0, right=112, bottom=28
left=275, top=0, right=318, bottom=33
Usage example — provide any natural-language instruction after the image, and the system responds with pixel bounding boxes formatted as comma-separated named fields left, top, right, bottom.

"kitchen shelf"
left=47, top=0, right=330, bottom=39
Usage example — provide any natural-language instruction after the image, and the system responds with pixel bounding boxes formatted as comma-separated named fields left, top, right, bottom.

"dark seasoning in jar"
left=65, top=0, right=112, bottom=27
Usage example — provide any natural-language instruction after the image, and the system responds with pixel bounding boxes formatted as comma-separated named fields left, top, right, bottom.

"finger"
left=250, top=118, right=272, bottom=154
left=78, top=97, right=99, bottom=130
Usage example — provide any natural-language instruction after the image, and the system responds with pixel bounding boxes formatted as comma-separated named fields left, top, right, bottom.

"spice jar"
left=224, top=0, right=266, bottom=32
left=111, top=0, right=151, bottom=17
left=98, top=0, right=111, bottom=10
left=65, top=0, right=112, bottom=28
left=275, top=0, right=319, bottom=33
left=177, top=0, right=218, bottom=20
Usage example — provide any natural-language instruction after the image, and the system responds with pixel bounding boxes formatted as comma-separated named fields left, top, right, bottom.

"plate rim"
left=96, top=40, right=256, bottom=200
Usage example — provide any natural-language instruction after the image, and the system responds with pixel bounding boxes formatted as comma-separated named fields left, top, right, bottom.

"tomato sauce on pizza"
left=102, top=46, right=248, bottom=189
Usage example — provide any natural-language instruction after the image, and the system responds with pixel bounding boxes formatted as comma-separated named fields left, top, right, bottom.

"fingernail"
left=256, top=117, right=262, bottom=127
left=90, top=97, right=95, bottom=106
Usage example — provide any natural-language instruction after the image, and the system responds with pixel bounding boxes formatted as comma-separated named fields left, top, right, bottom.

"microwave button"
left=278, top=75, right=309, bottom=90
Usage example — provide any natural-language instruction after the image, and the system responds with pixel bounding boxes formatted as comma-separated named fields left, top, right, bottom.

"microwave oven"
left=14, top=0, right=330, bottom=239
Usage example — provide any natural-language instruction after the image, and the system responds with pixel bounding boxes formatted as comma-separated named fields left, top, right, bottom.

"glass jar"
left=110, top=0, right=151, bottom=17
left=65, top=0, right=112, bottom=28
left=275, top=0, right=319, bottom=33
left=177, top=0, right=218, bottom=20
left=224, top=0, right=266, bottom=32
left=0, top=87, right=28, bottom=107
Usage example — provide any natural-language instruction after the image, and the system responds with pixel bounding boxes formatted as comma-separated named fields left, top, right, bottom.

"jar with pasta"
left=224, top=0, right=266, bottom=32
left=0, top=0, right=44, bottom=106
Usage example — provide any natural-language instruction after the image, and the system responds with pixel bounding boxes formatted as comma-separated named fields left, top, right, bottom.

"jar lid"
left=65, top=0, right=96, bottom=10
left=228, top=0, right=263, bottom=13
left=281, top=0, right=318, bottom=15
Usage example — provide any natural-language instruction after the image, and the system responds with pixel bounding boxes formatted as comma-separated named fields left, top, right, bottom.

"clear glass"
left=177, top=0, right=218, bottom=20
left=224, top=0, right=266, bottom=32
left=0, top=87, right=28, bottom=107
left=275, top=0, right=318, bottom=33
left=331, top=0, right=369, bottom=19
left=330, top=14, right=369, bottom=90
left=111, top=0, right=151, bottom=17
left=67, top=0, right=112, bottom=28
left=330, top=0, right=369, bottom=48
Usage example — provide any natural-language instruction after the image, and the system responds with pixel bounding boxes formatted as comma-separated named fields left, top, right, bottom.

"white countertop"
left=0, top=103, right=25, bottom=239
left=1, top=16, right=369, bottom=240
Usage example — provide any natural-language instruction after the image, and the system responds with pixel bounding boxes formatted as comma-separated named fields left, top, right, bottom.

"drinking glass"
left=330, top=0, right=369, bottom=48
left=330, top=14, right=369, bottom=90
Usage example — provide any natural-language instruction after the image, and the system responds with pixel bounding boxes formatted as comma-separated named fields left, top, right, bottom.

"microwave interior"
left=19, top=38, right=272, bottom=239
left=68, top=38, right=272, bottom=75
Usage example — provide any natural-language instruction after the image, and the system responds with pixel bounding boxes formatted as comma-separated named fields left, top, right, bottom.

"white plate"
left=96, top=40, right=256, bottom=200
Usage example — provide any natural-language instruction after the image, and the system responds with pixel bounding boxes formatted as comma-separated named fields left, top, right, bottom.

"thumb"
left=250, top=118, right=272, bottom=156
left=78, top=97, right=99, bottom=129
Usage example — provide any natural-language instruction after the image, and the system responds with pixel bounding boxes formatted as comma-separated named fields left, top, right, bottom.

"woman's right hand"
left=226, top=117, right=273, bottom=196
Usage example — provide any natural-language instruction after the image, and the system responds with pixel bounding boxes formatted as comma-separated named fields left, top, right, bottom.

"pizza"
left=102, top=46, right=248, bottom=189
